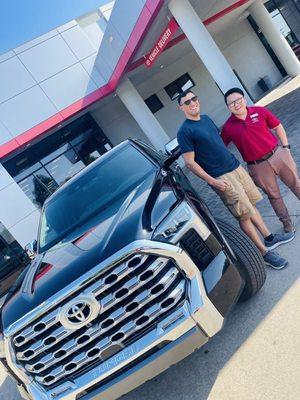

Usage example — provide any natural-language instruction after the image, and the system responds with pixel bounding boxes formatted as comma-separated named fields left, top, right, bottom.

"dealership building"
left=0, top=0, right=300, bottom=290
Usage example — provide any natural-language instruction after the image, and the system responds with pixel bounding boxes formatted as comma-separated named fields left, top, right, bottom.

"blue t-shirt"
left=177, top=115, right=239, bottom=178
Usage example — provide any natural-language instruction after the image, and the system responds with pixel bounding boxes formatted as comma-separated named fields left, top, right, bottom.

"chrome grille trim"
left=35, top=281, right=185, bottom=386
left=24, top=266, right=180, bottom=374
left=13, top=308, right=58, bottom=347
left=13, top=255, right=148, bottom=348
left=16, top=257, right=168, bottom=362
left=12, top=254, right=186, bottom=388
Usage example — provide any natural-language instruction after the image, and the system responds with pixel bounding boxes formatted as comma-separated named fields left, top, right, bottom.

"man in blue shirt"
left=177, top=89, right=291, bottom=270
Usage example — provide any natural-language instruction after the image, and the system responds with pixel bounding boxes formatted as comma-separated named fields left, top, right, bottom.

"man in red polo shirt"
left=221, top=87, right=300, bottom=233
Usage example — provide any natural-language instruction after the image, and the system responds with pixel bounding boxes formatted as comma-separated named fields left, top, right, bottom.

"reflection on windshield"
left=39, top=145, right=156, bottom=252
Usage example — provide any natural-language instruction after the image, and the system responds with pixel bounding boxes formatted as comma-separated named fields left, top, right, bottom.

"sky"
left=0, top=0, right=109, bottom=55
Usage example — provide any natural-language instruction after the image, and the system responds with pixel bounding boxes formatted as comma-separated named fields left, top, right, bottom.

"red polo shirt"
left=221, top=106, right=280, bottom=163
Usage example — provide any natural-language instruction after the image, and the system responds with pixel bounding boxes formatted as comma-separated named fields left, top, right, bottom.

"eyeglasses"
left=181, top=95, right=198, bottom=106
left=227, top=97, right=244, bottom=107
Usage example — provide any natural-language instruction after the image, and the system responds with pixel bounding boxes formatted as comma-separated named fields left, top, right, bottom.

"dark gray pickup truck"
left=0, top=139, right=265, bottom=400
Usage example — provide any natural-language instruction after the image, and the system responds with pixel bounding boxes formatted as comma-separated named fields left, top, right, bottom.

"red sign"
left=145, top=18, right=179, bottom=68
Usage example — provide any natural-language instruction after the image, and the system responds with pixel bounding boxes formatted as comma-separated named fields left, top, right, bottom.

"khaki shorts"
left=214, top=165, right=263, bottom=220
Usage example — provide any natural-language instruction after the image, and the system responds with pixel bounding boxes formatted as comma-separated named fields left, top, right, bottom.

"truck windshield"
left=38, top=145, right=157, bottom=252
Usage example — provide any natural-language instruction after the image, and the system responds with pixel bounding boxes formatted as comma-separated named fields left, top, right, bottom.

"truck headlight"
left=153, top=202, right=192, bottom=242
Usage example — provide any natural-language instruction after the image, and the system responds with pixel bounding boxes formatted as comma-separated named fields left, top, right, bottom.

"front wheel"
left=215, top=218, right=266, bottom=302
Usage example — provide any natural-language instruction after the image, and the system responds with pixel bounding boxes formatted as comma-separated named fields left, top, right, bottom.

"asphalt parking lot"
left=1, top=78, right=300, bottom=400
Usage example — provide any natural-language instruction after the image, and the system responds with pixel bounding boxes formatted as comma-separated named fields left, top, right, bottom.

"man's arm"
left=183, top=152, right=229, bottom=191
left=263, top=107, right=289, bottom=146
left=272, top=124, right=289, bottom=147
left=220, top=125, right=231, bottom=147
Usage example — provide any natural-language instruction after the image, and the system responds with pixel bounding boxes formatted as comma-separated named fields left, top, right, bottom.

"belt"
left=247, top=145, right=279, bottom=165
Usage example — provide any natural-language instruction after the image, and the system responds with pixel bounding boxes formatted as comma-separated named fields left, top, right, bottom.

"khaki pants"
left=248, top=147, right=300, bottom=229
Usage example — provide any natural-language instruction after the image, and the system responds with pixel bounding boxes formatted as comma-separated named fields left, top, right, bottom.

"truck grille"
left=180, top=229, right=214, bottom=270
left=12, top=254, right=186, bottom=388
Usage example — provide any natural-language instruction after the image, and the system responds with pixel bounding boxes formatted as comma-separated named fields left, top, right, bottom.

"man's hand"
left=210, top=178, right=229, bottom=192
left=182, top=152, right=230, bottom=191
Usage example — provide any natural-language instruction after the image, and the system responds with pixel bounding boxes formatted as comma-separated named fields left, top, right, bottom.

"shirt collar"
left=230, top=106, right=252, bottom=123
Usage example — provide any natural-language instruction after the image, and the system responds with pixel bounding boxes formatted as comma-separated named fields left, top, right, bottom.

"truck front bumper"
left=78, top=326, right=206, bottom=400
left=14, top=244, right=230, bottom=400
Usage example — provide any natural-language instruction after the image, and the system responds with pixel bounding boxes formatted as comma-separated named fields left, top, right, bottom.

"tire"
left=215, top=218, right=266, bottom=302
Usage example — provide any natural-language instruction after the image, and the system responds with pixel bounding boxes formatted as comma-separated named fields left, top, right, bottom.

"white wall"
left=0, top=17, right=106, bottom=144
left=214, top=19, right=283, bottom=99
left=91, top=97, right=151, bottom=146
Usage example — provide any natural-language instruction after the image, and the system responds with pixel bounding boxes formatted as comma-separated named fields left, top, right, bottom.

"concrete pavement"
left=1, top=79, right=300, bottom=400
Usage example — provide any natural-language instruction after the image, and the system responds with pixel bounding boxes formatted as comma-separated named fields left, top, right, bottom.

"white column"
left=168, top=0, right=252, bottom=103
left=116, top=77, right=170, bottom=151
left=249, top=0, right=300, bottom=77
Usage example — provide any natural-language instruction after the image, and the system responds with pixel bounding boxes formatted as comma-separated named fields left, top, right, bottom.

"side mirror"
left=164, top=138, right=181, bottom=167
left=25, top=240, right=37, bottom=260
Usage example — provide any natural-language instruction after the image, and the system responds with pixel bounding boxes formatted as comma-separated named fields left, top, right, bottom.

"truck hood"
left=2, top=172, right=178, bottom=329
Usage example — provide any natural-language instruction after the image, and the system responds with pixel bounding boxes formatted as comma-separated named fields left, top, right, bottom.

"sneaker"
left=283, top=220, right=296, bottom=233
left=263, top=251, right=288, bottom=270
left=264, top=231, right=295, bottom=250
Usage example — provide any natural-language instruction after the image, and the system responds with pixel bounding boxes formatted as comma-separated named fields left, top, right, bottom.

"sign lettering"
left=145, top=19, right=179, bottom=68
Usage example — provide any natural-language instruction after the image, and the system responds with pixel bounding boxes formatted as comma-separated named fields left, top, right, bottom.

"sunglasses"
left=181, top=95, right=198, bottom=106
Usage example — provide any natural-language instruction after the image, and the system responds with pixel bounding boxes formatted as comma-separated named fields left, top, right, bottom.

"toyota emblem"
left=66, top=302, right=91, bottom=324
left=59, top=295, right=101, bottom=330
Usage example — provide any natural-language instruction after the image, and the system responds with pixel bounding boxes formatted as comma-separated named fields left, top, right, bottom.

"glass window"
left=41, top=143, right=72, bottom=165
left=164, top=73, right=195, bottom=100
left=39, top=145, right=157, bottom=252
left=14, top=162, right=43, bottom=182
left=73, top=134, right=104, bottom=165
left=69, top=127, right=94, bottom=146
left=145, top=94, right=164, bottom=114
left=19, top=169, right=58, bottom=208
left=45, top=149, right=85, bottom=185
left=2, top=113, right=113, bottom=207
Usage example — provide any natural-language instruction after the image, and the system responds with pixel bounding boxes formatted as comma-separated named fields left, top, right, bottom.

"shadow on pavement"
left=0, top=374, right=21, bottom=400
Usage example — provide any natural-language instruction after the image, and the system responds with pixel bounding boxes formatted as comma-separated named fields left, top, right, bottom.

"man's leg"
left=271, top=147, right=300, bottom=200
left=239, top=217, right=267, bottom=255
left=235, top=166, right=275, bottom=238
left=248, top=161, right=292, bottom=231
left=238, top=216, right=288, bottom=269
left=249, top=205, right=294, bottom=249
left=250, top=206, right=271, bottom=238
left=214, top=168, right=288, bottom=269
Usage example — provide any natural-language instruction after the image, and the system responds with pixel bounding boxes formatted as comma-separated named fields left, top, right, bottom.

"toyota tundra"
left=0, top=139, right=266, bottom=400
